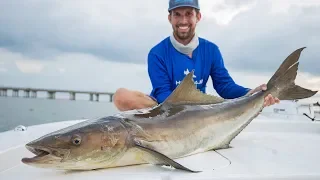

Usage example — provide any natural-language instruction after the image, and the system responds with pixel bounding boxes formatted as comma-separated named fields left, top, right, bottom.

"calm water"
left=1, top=95, right=319, bottom=133
left=0, top=97, right=119, bottom=133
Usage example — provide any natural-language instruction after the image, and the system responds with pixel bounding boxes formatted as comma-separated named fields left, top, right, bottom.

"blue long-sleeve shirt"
left=148, top=36, right=250, bottom=103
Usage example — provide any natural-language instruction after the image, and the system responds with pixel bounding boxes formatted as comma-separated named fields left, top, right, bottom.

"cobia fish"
left=21, top=47, right=317, bottom=172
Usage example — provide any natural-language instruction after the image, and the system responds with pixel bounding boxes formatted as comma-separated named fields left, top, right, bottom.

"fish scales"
left=21, top=47, right=318, bottom=172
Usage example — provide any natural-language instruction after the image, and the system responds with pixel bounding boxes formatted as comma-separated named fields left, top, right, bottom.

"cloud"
left=0, top=47, right=318, bottom=102
left=1, top=0, right=319, bottom=75
left=0, top=60, right=6, bottom=73
left=0, top=48, right=44, bottom=73
left=0, top=49, right=151, bottom=93
left=58, top=68, right=65, bottom=74
left=0, top=0, right=170, bottom=64
left=15, top=60, right=44, bottom=73
left=196, top=0, right=320, bottom=75
left=0, top=0, right=319, bottom=94
left=202, top=0, right=257, bottom=25
left=0, top=67, right=7, bottom=73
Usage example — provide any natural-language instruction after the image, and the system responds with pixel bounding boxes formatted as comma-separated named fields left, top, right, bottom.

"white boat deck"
left=1, top=114, right=320, bottom=180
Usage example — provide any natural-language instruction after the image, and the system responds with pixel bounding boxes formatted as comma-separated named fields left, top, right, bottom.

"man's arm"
left=210, top=47, right=250, bottom=99
left=147, top=52, right=172, bottom=103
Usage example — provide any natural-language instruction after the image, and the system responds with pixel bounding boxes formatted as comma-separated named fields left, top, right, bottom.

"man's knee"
left=113, top=88, right=157, bottom=111
left=113, top=88, right=131, bottom=110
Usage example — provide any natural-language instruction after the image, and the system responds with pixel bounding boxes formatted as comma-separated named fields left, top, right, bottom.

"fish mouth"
left=21, top=145, right=69, bottom=164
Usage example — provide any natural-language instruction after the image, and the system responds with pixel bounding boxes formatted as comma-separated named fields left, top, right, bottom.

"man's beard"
left=174, top=27, right=194, bottom=41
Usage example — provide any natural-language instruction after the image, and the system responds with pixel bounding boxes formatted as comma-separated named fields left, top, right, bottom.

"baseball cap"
left=168, top=0, right=200, bottom=11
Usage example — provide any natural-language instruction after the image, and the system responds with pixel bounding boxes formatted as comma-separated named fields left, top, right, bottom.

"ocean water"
left=1, top=94, right=319, bottom=133
left=0, top=97, right=119, bottom=133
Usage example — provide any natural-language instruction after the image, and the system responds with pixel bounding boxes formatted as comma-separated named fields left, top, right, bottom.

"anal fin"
left=134, top=140, right=200, bottom=173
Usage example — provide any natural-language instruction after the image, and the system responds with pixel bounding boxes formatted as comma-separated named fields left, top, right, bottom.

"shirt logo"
left=176, top=68, right=203, bottom=87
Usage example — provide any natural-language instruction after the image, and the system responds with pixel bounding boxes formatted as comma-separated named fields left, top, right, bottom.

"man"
left=113, top=0, right=279, bottom=111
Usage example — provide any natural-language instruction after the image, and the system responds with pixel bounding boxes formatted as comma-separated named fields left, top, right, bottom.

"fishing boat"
left=1, top=100, right=320, bottom=180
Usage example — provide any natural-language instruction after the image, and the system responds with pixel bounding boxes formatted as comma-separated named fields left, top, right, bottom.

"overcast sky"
left=0, top=0, right=319, bottom=97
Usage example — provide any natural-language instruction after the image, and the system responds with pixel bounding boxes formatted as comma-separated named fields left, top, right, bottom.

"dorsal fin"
left=162, top=70, right=225, bottom=105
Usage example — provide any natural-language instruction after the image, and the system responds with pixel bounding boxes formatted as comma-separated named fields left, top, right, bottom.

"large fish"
left=21, top=47, right=317, bottom=172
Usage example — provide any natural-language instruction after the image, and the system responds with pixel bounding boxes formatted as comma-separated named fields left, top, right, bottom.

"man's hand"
left=247, top=84, right=280, bottom=107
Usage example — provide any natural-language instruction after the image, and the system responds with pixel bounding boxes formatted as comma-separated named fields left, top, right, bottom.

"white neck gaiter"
left=170, top=33, right=199, bottom=56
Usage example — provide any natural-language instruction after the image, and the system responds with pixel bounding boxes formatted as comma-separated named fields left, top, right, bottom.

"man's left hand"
left=247, top=84, right=280, bottom=107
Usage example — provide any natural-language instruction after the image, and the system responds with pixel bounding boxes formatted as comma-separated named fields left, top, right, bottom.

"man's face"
left=168, top=7, right=201, bottom=42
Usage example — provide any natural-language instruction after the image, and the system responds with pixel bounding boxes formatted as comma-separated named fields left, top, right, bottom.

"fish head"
left=21, top=117, right=129, bottom=170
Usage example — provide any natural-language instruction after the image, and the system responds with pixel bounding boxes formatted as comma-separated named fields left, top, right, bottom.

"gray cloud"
left=211, top=0, right=256, bottom=12
left=0, top=50, right=152, bottom=93
left=198, top=1, right=320, bottom=75
left=224, top=0, right=256, bottom=7
left=0, top=0, right=319, bottom=77
left=0, top=0, right=171, bottom=63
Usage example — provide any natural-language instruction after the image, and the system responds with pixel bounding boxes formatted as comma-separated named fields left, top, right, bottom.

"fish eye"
left=72, top=136, right=81, bottom=145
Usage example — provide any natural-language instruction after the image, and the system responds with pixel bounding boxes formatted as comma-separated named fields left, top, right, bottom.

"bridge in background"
left=0, top=86, right=114, bottom=102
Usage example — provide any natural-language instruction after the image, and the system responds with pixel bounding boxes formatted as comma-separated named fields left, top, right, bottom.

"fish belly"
left=145, top=97, right=264, bottom=159
left=108, top=148, right=149, bottom=167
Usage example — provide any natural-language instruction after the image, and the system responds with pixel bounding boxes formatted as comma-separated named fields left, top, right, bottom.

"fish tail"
left=266, top=47, right=318, bottom=100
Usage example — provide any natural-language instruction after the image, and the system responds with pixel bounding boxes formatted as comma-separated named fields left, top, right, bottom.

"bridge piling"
left=0, top=86, right=114, bottom=102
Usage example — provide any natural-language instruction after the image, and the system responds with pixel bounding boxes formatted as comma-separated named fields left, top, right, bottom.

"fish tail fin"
left=266, top=47, right=318, bottom=100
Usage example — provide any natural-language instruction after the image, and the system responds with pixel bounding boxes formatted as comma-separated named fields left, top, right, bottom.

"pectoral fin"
left=134, top=140, right=200, bottom=173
